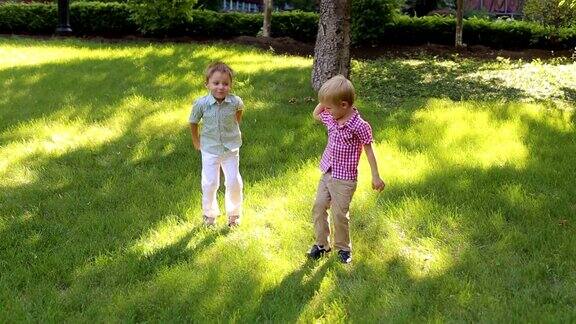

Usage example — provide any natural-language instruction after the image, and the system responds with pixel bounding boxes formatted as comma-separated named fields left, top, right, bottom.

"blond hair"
left=204, top=61, right=234, bottom=83
left=318, top=75, right=355, bottom=107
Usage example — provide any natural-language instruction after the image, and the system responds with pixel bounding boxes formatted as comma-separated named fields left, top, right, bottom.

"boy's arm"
left=190, top=123, right=200, bottom=150
left=312, top=103, right=324, bottom=122
left=236, top=97, right=244, bottom=123
left=236, top=110, right=243, bottom=123
left=364, top=143, right=385, bottom=191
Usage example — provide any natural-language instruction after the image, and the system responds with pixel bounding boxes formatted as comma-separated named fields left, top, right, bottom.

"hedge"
left=0, top=2, right=136, bottom=36
left=1, top=2, right=575, bottom=49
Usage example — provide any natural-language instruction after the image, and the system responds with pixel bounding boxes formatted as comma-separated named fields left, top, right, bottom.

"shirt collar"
left=208, top=93, right=232, bottom=105
left=338, top=108, right=359, bottom=129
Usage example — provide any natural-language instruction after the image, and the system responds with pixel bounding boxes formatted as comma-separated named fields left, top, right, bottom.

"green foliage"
left=271, top=10, right=318, bottom=41
left=0, top=3, right=56, bottom=34
left=70, top=2, right=137, bottom=35
left=194, top=0, right=221, bottom=11
left=523, top=0, right=576, bottom=27
left=559, top=0, right=576, bottom=7
left=351, top=0, right=402, bottom=44
left=384, top=15, right=455, bottom=45
left=463, top=8, right=491, bottom=19
left=128, top=0, right=198, bottom=34
left=0, top=2, right=136, bottom=35
left=0, top=1, right=574, bottom=49
left=185, top=10, right=317, bottom=41
left=185, top=10, right=261, bottom=37
left=383, top=15, right=576, bottom=49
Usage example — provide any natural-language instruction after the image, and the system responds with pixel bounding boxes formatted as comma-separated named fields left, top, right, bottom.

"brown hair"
left=318, top=75, right=355, bottom=106
left=204, top=61, right=234, bottom=83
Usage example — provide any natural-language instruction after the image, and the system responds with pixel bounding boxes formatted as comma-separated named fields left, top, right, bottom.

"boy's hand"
left=312, top=103, right=325, bottom=122
left=372, top=176, right=385, bottom=191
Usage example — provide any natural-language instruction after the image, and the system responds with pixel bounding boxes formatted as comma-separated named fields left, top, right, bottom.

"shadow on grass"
left=253, top=258, right=332, bottom=321
left=352, top=58, right=570, bottom=110
left=561, top=86, right=576, bottom=102
left=1, top=38, right=575, bottom=321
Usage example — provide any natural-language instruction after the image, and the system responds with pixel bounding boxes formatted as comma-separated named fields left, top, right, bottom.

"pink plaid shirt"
left=319, top=109, right=373, bottom=181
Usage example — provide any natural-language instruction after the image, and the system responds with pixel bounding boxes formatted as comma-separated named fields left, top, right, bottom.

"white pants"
left=201, top=149, right=243, bottom=218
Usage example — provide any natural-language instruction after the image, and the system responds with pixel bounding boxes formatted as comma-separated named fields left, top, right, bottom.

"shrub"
left=351, top=0, right=402, bottom=44
left=194, top=0, right=221, bottom=11
left=523, top=0, right=576, bottom=27
left=128, top=0, right=198, bottom=35
left=0, top=3, right=57, bottom=34
left=70, top=2, right=136, bottom=35
left=271, top=10, right=318, bottom=41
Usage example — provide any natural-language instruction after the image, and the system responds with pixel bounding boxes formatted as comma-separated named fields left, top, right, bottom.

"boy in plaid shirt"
left=308, top=75, right=385, bottom=264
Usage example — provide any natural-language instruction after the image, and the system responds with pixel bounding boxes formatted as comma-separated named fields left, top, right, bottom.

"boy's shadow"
left=254, top=258, right=333, bottom=321
left=134, top=225, right=231, bottom=279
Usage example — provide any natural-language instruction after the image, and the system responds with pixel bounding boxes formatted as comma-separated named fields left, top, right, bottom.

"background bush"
left=71, top=2, right=136, bottom=35
left=0, top=2, right=136, bottom=35
left=0, top=3, right=57, bottom=34
left=523, top=0, right=576, bottom=27
left=128, top=0, right=197, bottom=34
left=351, top=0, right=403, bottom=44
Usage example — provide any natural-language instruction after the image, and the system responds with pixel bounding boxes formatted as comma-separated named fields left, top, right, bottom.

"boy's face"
left=322, top=100, right=352, bottom=120
left=206, top=71, right=231, bottom=101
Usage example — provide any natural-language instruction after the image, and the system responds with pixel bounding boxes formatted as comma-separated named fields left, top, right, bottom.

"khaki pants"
left=312, top=172, right=357, bottom=252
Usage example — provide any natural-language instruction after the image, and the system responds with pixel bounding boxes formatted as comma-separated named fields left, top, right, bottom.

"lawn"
left=1, top=36, right=575, bottom=322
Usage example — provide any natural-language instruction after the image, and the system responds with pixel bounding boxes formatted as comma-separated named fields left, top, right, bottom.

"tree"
left=262, top=0, right=273, bottom=37
left=455, top=0, right=463, bottom=47
left=311, top=0, right=352, bottom=91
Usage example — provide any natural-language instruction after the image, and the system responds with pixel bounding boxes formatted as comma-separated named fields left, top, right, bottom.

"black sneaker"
left=307, top=244, right=331, bottom=260
left=338, top=250, right=352, bottom=264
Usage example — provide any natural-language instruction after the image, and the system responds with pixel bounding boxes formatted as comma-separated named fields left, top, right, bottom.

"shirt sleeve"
left=236, top=96, right=244, bottom=111
left=189, top=99, right=203, bottom=124
left=319, top=110, right=332, bottom=126
left=357, top=120, right=374, bottom=145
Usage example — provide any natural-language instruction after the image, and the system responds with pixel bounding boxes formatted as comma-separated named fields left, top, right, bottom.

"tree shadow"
left=561, top=86, right=576, bottom=103
left=353, top=58, right=557, bottom=110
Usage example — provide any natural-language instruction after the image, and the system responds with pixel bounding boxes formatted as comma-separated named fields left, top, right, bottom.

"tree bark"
left=455, top=0, right=464, bottom=47
left=311, top=0, right=351, bottom=91
left=262, top=0, right=273, bottom=38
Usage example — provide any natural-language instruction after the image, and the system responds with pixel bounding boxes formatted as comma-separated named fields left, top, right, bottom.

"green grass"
left=1, top=36, right=575, bottom=322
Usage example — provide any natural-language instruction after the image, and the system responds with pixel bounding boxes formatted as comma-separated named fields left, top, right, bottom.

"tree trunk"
left=455, top=0, right=464, bottom=47
left=262, top=0, right=272, bottom=37
left=311, top=0, right=351, bottom=91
